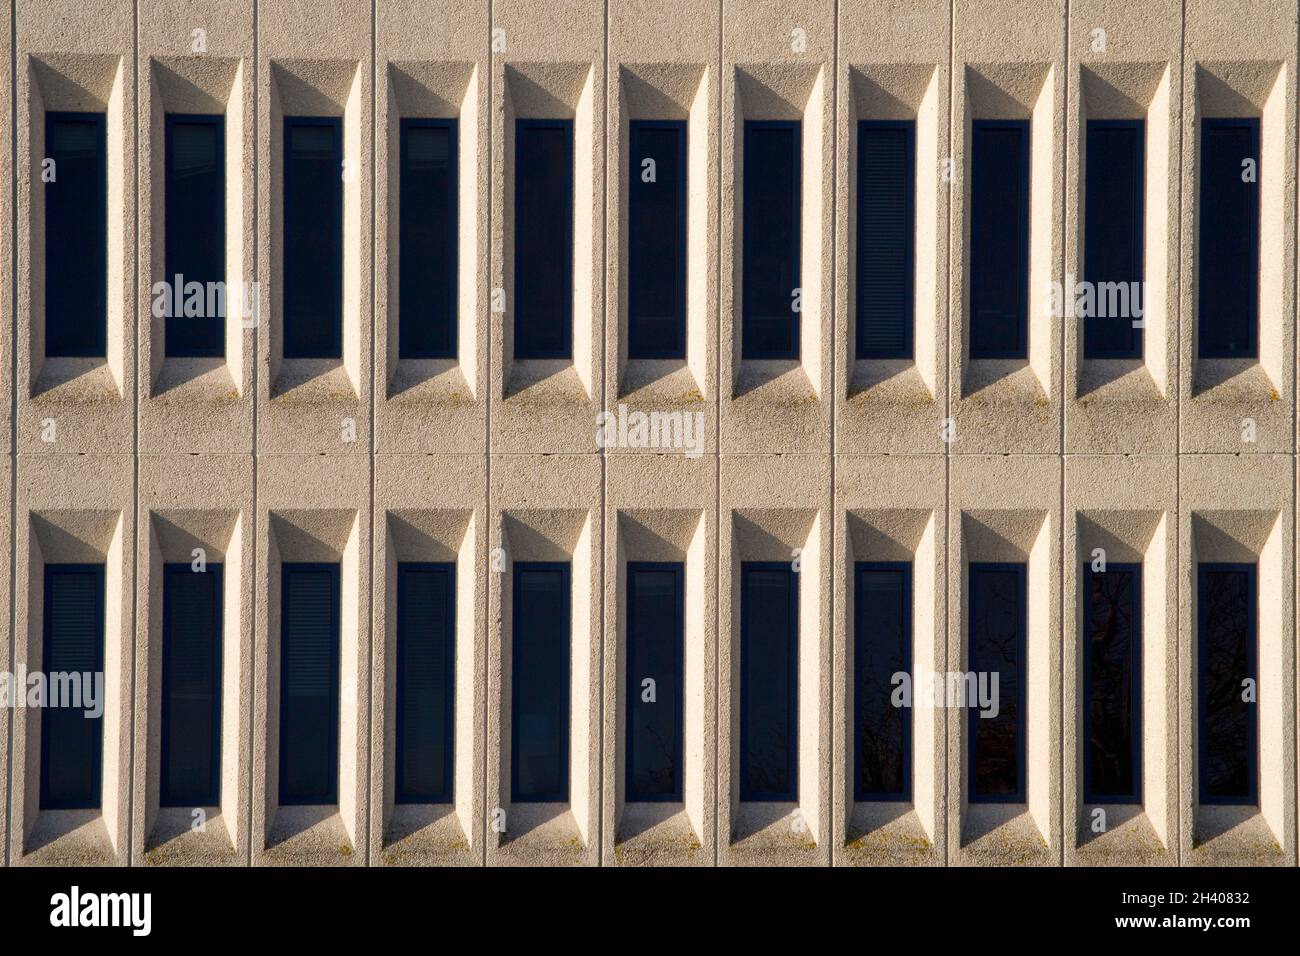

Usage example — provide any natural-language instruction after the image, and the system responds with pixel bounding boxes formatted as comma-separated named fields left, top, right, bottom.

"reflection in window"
left=625, top=563, right=683, bottom=801
left=1083, top=563, right=1141, bottom=803
left=396, top=563, right=455, bottom=804
left=511, top=563, right=570, bottom=802
left=1197, top=563, right=1257, bottom=805
left=742, top=121, right=801, bottom=360
left=968, top=563, right=1025, bottom=802
left=854, top=563, right=910, bottom=801
left=740, top=563, right=798, bottom=801
left=969, top=120, right=1029, bottom=359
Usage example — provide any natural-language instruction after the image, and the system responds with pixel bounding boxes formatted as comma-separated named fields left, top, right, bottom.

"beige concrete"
left=836, top=0, right=950, bottom=456
left=949, top=0, right=1065, bottom=455
left=132, top=455, right=254, bottom=865
left=1064, top=455, right=1178, bottom=865
left=16, top=0, right=137, bottom=455
left=721, top=0, right=834, bottom=454
left=602, top=453, right=717, bottom=865
left=375, top=0, right=489, bottom=455
left=371, top=454, right=486, bottom=865
left=1180, top=0, right=1297, bottom=455
left=834, top=455, right=946, bottom=865
left=1064, top=0, right=1182, bottom=454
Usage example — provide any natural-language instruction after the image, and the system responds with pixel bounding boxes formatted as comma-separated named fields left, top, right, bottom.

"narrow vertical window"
left=625, top=562, right=684, bottom=802
left=856, top=121, right=915, bottom=360
left=854, top=563, right=911, bottom=801
left=968, top=563, right=1025, bottom=802
left=511, top=562, right=570, bottom=802
left=1083, top=120, right=1144, bottom=359
left=395, top=563, right=455, bottom=804
left=1082, top=563, right=1141, bottom=804
left=44, top=112, right=107, bottom=358
left=740, top=562, right=798, bottom=801
left=279, top=563, right=340, bottom=805
left=969, top=120, right=1029, bottom=359
left=41, top=564, right=105, bottom=810
left=399, top=119, right=457, bottom=360
left=1198, top=119, right=1259, bottom=359
left=513, top=120, right=573, bottom=360
left=165, top=114, right=226, bottom=358
left=283, top=116, right=343, bottom=359
left=1197, top=563, right=1257, bottom=805
left=628, top=121, right=687, bottom=359
left=161, top=563, right=223, bottom=807
left=742, top=121, right=801, bottom=360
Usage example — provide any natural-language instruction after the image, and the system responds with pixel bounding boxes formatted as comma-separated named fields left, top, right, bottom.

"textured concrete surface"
left=3, top=0, right=1300, bottom=869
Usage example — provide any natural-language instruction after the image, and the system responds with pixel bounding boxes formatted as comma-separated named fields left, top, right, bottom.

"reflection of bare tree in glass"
left=971, top=569, right=1020, bottom=797
left=636, top=722, right=677, bottom=796
left=1088, top=570, right=1135, bottom=797
left=859, top=630, right=905, bottom=794
left=1200, top=569, right=1252, bottom=799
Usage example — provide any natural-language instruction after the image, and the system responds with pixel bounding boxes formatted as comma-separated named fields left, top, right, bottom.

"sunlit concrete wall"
left=1, top=0, right=1297, bottom=867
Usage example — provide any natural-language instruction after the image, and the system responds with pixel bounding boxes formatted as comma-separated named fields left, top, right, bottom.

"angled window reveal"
left=625, top=562, right=684, bottom=802
left=1197, top=563, right=1258, bottom=805
left=395, top=563, right=456, bottom=804
left=1082, top=562, right=1141, bottom=804
left=511, top=562, right=571, bottom=802
left=967, top=562, right=1026, bottom=803
left=279, top=563, right=341, bottom=806
left=513, top=120, right=574, bottom=360
left=740, top=562, right=798, bottom=801
left=161, top=563, right=224, bottom=808
left=854, top=562, right=911, bottom=801
left=1197, top=119, right=1260, bottom=359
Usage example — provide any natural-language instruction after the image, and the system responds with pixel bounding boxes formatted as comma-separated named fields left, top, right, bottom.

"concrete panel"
left=487, top=454, right=602, bottom=865
left=132, top=454, right=254, bottom=865
left=9, top=455, right=135, bottom=866
left=604, top=0, right=719, bottom=458
left=375, top=0, right=489, bottom=455
left=256, top=0, right=373, bottom=455
left=835, top=0, right=950, bottom=456
left=490, top=0, right=606, bottom=455
left=1064, top=0, right=1181, bottom=454
left=950, top=0, right=1065, bottom=455
left=947, top=454, right=1062, bottom=865
left=252, top=453, right=372, bottom=865
left=1178, top=454, right=1295, bottom=865
left=719, top=453, right=831, bottom=865
left=1179, top=0, right=1297, bottom=455
left=1064, top=455, right=1178, bottom=865
left=720, top=0, right=834, bottom=454
left=833, top=454, right=947, bottom=865
left=602, top=453, right=717, bottom=865
left=15, top=0, right=137, bottom=455
left=371, top=454, right=486, bottom=865
left=138, top=2, right=256, bottom=454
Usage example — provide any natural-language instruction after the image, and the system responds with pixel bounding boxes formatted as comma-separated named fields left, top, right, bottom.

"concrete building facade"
left=1, top=0, right=1297, bottom=868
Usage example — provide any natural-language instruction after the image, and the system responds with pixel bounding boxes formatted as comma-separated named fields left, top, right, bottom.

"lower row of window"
left=38, top=560, right=1258, bottom=812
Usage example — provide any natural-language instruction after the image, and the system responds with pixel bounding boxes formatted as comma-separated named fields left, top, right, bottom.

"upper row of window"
left=43, top=112, right=1260, bottom=364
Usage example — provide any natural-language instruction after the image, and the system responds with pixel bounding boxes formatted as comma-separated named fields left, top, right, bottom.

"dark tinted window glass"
left=1083, top=120, right=1144, bottom=359
left=628, top=121, right=687, bottom=359
left=1197, top=564, right=1257, bottom=805
left=45, top=112, right=107, bottom=358
left=742, top=121, right=801, bottom=359
left=161, top=563, right=223, bottom=807
left=625, top=563, right=683, bottom=802
left=511, top=563, right=570, bottom=801
left=279, top=563, right=340, bottom=805
left=165, top=114, right=226, bottom=358
left=854, top=563, right=910, bottom=801
left=1198, top=119, right=1259, bottom=358
left=1083, top=563, right=1141, bottom=803
left=41, top=564, right=105, bottom=810
left=740, top=563, right=798, bottom=801
left=969, top=120, right=1029, bottom=359
left=856, top=121, right=915, bottom=359
left=399, top=119, right=457, bottom=359
left=283, top=117, right=343, bottom=359
left=968, top=563, right=1025, bottom=802
left=514, top=120, right=573, bottom=359
left=396, top=563, right=455, bottom=804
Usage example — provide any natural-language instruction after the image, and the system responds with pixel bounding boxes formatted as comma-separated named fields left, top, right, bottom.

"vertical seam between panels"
left=828, top=0, right=838, bottom=866
left=366, top=0, right=377, bottom=867
left=249, top=0, right=260, bottom=867
left=483, top=0, right=494, bottom=867
left=127, top=0, right=140, bottom=868
left=1059, top=0, right=1070, bottom=867
left=4, top=0, right=17, bottom=872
